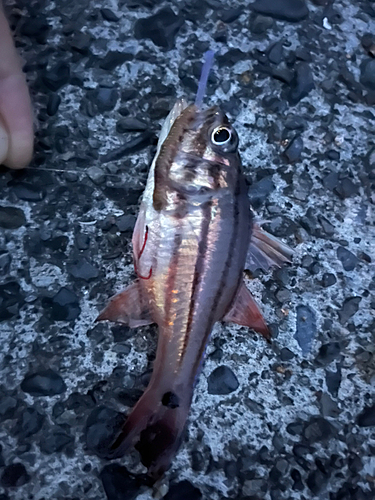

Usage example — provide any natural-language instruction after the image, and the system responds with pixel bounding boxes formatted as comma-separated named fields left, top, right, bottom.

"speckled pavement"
left=0, top=0, right=374, bottom=499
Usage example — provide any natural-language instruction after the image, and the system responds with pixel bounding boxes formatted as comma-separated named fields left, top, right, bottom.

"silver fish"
left=97, top=100, right=293, bottom=478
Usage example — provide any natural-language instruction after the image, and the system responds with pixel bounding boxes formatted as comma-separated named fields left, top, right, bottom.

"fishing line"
left=195, top=50, right=215, bottom=107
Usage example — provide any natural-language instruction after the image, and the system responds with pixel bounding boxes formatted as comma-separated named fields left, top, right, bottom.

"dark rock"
left=85, top=406, right=126, bottom=458
left=0, top=281, right=25, bottom=321
left=251, top=0, right=309, bottom=22
left=134, top=7, right=184, bottom=50
left=87, top=166, right=106, bottom=185
left=326, top=149, right=340, bottom=161
left=280, top=347, right=295, bottom=361
left=316, top=343, right=341, bottom=366
left=219, top=8, right=243, bottom=24
left=286, top=421, right=303, bottom=435
left=16, top=408, right=45, bottom=437
left=322, top=273, right=336, bottom=287
left=0, top=252, right=11, bottom=274
left=20, top=18, right=49, bottom=44
left=323, top=171, right=339, bottom=190
left=250, top=15, right=274, bottom=34
left=0, top=396, right=17, bottom=420
left=283, top=136, right=303, bottom=162
left=293, top=443, right=315, bottom=457
left=291, top=468, right=303, bottom=490
left=304, top=416, right=335, bottom=443
left=334, top=178, right=358, bottom=199
left=67, top=259, right=99, bottom=281
left=288, top=63, right=315, bottom=104
left=11, top=182, right=45, bottom=202
left=101, top=132, right=153, bottom=162
left=116, top=117, right=148, bottom=133
left=47, top=93, right=61, bottom=116
left=295, top=305, right=316, bottom=355
left=307, top=468, right=326, bottom=495
left=99, top=51, right=133, bottom=71
left=339, top=297, right=361, bottom=324
left=21, top=369, right=66, bottom=397
left=43, top=287, right=81, bottom=321
left=272, top=67, right=294, bottom=84
left=284, top=116, right=305, bottom=130
left=89, top=87, right=119, bottom=113
left=207, top=366, right=239, bottom=395
left=100, top=8, right=119, bottom=22
left=337, top=246, right=358, bottom=271
left=70, top=32, right=92, bottom=54
left=326, top=367, right=341, bottom=396
left=360, top=59, right=375, bottom=91
left=163, top=480, right=202, bottom=500
left=320, top=392, right=340, bottom=418
left=0, top=206, right=26, bottom=229
left=76, top=233, right=90, bottom=250
left=116, top=215, right=136, bottom=233
left=267, top=40, right=284, bottom=65
left=248, top=176, right=274, bottom=208
left=40, top=427, right=74, bottom=454
left=357, top=403, right=375, bottom=427
left=0, top=463, right=30, bottom=488
left=42, top=63, right=70, bottom=91
left=100, top=464, right=143, bottom=500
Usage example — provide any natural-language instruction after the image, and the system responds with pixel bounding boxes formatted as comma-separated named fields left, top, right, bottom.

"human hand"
left=0, top=5, right=33, bottom=169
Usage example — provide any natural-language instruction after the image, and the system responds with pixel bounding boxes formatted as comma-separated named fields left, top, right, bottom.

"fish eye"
left=211, top=126, right=232, bottom=145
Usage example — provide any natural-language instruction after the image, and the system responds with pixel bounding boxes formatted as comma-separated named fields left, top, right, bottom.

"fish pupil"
left=213, top=127, right=230, bottom=144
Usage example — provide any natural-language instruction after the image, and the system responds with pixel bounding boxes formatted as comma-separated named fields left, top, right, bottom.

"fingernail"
left=0, top=120, right=9, bottom=166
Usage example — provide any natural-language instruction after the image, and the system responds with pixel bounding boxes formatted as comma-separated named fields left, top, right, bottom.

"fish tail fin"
left=107, top=385, right=190, bottom=479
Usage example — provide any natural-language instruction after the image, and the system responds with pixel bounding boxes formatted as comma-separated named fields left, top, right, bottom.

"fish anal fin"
left=246, top=222, right=294, bottom=273
left=223, top=281, right=271, bottom=341
left=96, top=280, right=153, bottom=328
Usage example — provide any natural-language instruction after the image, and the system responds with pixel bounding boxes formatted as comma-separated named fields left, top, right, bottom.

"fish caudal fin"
left=246, top=223, right=294, bottom=273
left=223, top=281, right=270, bottom=341
left=106, top=386, right=190, bottom=480
left=96, top=280, right=153, bottom=328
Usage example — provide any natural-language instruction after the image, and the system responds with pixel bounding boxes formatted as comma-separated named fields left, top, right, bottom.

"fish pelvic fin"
left=105, top=386, right=190, bottom=480
left=223, top=281, right=271, bottom=341
left=96, top=280, right=153, bottom=328
left=245, top=222, right=294, bottom=273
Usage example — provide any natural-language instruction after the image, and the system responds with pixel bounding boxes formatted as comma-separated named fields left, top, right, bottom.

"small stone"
left=11, top=183, right=45, bottom=201
left=101, top=132, right=153, bottom=162
left=0, top=252, right=11, bottom=274
left=0, top=396, right=17, bottom=420
left=303, top=416, right=334, bottom=443
left=295, top=305, right=316, bottom=355
left=40, top=427, right=74, bottom=454
left=307, top=468, right=326, bottom=495
left=85, top=406, right=126, bottom=458
left=337, top=246, right=358, bottom=271
left=89, top=87, right=118, bottom=113
left=116, top=214, right=136, bottom=232
left=99, top=51, right=133, bottom=71
left=251, top=0, right=309, bottom=22
left=316, top=342, right=341, bottom=366
left=325, top=367, right=341, bottom=396
left=46, top=93, right=61, bottom=116
left=283, top=136, right=303, bottom=162
left=284, top=116, right=305, bottom=130
left=16, top=408, right=45, bottom=437
left=43, top=287, right=81, bottom=321
left=100, top=464, right=142, bottom=500
left=207, top=366, right=239, bottom=395
left=250, top=15, right=274, bottom=34
left=1, top=463, right=30, bottom=488
left=163, top=480, right=203, bottom=500
left=267, top=40, right=284, bottom=65
left=322, top=273, right=336, bottom=287
left=334, top=178, right=358, bottom=199
left=360, top=59, right=375, bottom=91
left=280, top=347, right=295, bottom=361
left=42, top=63, right=70, bottom=91
left=67, top=259, right=99, bottom=281
left=0, top=281, right=25, bottom=321
left=243, top=479, right=266, bottom=496
left=116, top=117, right=148, bottom=133
left=21, top=369, right=66, bottom=397
left=0, top=206, right=26, bottom=229
left=76, top=233, right=90, bottom=250
left=70, top=32, right=92, bottom=54
left=134, top=7, right=184, bottom=50
left=248, top=176, right=274, bottom=208
left=320, top=393, right=340, bottom=418
left=339, top=297, right=361, bottom=325
left=288, top=62, right=315, bottom=105
left=100, top=8, right=119, bottom=22
left=87, top=166, right=106, bottom=185
left=357, top=403, right=375, bottom=427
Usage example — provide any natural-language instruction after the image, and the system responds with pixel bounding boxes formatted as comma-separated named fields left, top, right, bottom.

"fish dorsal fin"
left=157, top=99, right=188, bottom=152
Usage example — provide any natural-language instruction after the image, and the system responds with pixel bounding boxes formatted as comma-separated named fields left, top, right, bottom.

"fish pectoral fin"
left=246, top=222, right=294, bottom=273
left=223, top=281, right=271, bottom=341
left=96, top=280, right=153, bottom=328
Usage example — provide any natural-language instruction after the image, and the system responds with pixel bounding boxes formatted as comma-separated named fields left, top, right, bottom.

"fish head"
left=153, top=104, right=241, bottom=210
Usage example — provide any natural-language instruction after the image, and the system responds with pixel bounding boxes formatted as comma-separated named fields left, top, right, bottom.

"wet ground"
left=0, top=0, right=374, bottom=499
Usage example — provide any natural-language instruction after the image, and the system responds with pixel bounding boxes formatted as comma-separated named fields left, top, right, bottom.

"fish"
left=97, top=53, right=293, bottom=479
